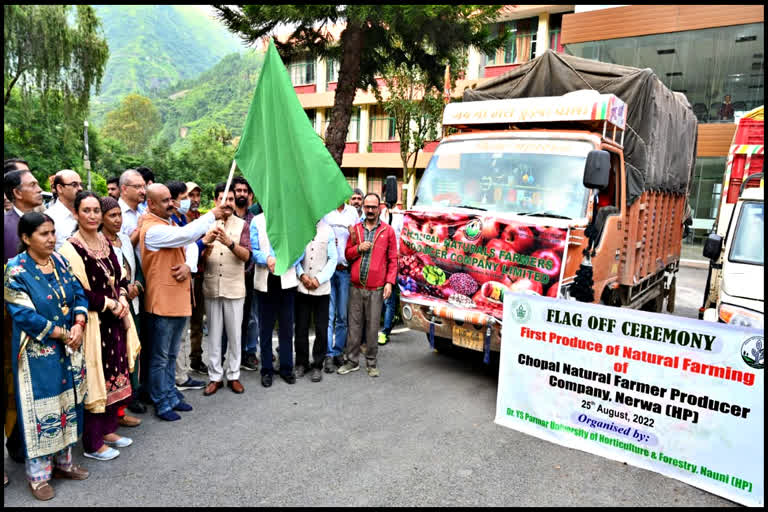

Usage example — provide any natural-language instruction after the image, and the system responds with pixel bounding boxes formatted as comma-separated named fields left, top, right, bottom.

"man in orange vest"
left=139, top=184, right=226, bottom=421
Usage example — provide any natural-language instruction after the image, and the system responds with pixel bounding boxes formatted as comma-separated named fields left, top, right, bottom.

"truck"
left=700, top=105, right=764, bottom=328
left=396, top=51, right=698, bottom=361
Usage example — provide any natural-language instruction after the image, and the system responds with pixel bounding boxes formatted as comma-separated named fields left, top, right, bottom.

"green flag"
left=235, top=39, right=352, bottom=275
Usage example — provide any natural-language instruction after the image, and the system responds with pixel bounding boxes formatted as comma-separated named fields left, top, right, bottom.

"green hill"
left=90, top=5, right=243, bottom=120
left=152, top=50, right=266, bottom=149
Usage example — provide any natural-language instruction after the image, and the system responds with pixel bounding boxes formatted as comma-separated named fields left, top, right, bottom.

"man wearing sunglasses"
left=45, top=169, right=83, bottom=250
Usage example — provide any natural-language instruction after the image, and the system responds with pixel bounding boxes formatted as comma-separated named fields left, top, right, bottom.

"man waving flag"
left=235, top=38, right=352, bottom=274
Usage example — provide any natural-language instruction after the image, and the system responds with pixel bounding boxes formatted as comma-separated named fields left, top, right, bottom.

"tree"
left=4, top=5, right=109, bottom=111
left=102, top=94, right=162, bottom=154
left=375, top=62, right=448, bottom=207
left=172, top=123, right=236, bottom=202
left=213, top=5, right=507, bottom=166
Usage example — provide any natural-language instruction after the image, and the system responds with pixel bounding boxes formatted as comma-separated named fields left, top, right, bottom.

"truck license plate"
left=452, top=325, right=484, bottom=352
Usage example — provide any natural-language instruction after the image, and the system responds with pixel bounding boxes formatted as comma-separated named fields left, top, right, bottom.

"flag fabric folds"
left=235, top=38, right=352, bottom=275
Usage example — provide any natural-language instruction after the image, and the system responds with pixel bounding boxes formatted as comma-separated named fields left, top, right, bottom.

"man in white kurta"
left=201, top=186, right=251, bottom=396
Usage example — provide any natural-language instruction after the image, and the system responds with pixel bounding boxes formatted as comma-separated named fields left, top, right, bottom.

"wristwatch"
left=228, top=240, right=235, bottom=251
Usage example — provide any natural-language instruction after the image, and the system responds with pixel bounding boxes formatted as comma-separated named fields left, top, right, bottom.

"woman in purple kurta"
left=59, top=192, right=133, bottom=460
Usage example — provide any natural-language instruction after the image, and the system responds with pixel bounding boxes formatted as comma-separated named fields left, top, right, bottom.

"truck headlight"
left=718, top=303, right=764, bottom=328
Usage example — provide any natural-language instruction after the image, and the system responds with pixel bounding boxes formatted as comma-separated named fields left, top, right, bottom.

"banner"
left=398, top=212, right=567, bottom=319
left=495, top=294, right=764, bottom=506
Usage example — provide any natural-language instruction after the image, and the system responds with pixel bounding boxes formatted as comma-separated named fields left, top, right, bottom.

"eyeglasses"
left=61, top=181, right=83, bottom=189
left=124, top=183, right=146, bottom=190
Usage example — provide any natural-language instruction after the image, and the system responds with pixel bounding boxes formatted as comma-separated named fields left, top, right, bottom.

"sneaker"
left=190, top=360, right=208, bottom=374
left=323, top=356, right=335, bottom=374
left=156, top=410, right=181, bottom=422
left=337, top=362, right=360, bottom=375
left=241, top=353, right=259, bottom=371
left=84, top=446, right=120, bottom=461
left=175, top=377, right=205, bottom=391
left=310, top=368, right=323, bottom=382
left=367, top=366, right=380, bottom=378
left=104, top=436, right=133, bottom=448
left=295, top=365, right=306, bottom=378
left=173, top=401, right=193, bottom=412
left=378, top=332, right=389, bottom=345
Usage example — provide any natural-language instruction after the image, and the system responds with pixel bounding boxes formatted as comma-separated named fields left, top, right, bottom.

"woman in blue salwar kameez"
left=4, top=212, right=91, bottom=501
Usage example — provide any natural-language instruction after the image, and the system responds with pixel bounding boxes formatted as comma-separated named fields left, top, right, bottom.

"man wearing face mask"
left=165, top=181, right=206, bottom=392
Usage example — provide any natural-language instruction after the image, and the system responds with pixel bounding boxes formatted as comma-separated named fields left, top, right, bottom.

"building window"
left=684, top=156, right=726, bottom=258
left=288, top=59, right=315, bottom=86
left=548, top=12, right=570, bottom=53
left=305, top=109, right=316, bottom=132
left=485, top=17, right=539, bottom=67
left=369, top=105, right=398, bottom=142
left=326, top=59, right=339, bottom=83
left=323, top=107, right=360, bottom=142
left=565, top=23, right=764, bottom=124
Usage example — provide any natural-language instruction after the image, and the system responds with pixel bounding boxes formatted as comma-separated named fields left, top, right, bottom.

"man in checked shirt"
left=337, top=193, right=397, bottom=377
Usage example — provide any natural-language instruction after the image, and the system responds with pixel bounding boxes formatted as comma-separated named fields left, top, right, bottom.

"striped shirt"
left=359, top=219, right=380, bottom=285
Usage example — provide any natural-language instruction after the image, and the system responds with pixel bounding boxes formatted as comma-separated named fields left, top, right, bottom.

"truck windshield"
left=729, top=201, right=764, bottom=266
left=413, top=138, right=592, bottom=218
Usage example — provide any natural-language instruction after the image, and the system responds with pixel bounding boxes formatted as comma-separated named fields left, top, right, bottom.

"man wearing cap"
left=184, top=181, right=208, bottom=375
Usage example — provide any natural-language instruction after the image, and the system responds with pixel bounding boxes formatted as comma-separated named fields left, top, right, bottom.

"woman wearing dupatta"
left=99, top=195, right=146, bottom=425
left=58, top=191, right=141, bottom=462
left=4, top=212, right=90, bottom=501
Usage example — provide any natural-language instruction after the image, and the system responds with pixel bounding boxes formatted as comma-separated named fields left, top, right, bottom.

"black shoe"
left=190, top=360, right=208, bottom=374
left=280, top=373, right=296, bottom=385
left=333, top=355, right=344, bottom=368
left=127, top=398, right=147, bottom=414
left=311, top=367, right=323, bottom=382
left=323, top=356, right=334, bottom=374
left=295, top=365, right=306, bottom=378
left=139, top=392, right=153, bottom=405
left=241, top=353, right=259, bottom=371
left=261, top=374, right=273, bottom=388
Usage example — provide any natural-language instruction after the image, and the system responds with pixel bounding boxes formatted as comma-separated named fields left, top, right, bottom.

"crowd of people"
left=3, top=158, right=402, bottom=500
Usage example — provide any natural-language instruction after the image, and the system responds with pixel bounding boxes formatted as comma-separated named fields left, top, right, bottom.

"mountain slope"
left=91, top=5, right=243, bottom=115
left=152, top=50, right=266, bottom=149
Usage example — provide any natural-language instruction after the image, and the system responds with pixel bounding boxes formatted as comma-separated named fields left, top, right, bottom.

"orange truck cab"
left=397, top=51, right=698, bottom=361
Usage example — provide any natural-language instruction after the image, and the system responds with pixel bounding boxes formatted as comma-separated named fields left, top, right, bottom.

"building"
left=269, top=5, right=762, bottom=260
left=266, top=5, right=575, bottom=207
left=560, top=5, right=764, bottom=258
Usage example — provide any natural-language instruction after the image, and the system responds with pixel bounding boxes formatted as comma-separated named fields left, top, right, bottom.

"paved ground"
left=5, top=265, right=736, bottom=506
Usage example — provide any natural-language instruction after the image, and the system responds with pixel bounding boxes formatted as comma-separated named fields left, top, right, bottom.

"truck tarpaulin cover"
left=463, top=51, right=698, bottom=205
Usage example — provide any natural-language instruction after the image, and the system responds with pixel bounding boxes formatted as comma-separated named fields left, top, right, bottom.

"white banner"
left=495, top=294, right=764, bottom=507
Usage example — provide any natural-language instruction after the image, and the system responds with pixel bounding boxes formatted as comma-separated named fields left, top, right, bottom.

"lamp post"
left=84, top=120, right=91, bottom=190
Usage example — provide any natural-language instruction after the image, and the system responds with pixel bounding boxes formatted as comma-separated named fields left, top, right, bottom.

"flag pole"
left=223, top=159, right=236, bottom=200
left=219, top=159, right=237, bottom=227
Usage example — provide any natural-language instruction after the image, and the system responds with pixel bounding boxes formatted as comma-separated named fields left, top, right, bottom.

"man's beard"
left=235, top=196, right=248, bottom=208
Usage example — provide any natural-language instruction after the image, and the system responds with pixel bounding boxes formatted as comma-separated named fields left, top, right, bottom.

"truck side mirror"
left=702, top=233, right=723, bottom=260
left=385, top=175, right=398, bottom=206
left=583, top=150, right=611, bottom=189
